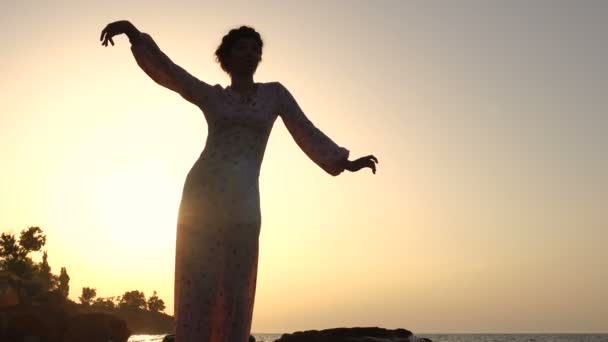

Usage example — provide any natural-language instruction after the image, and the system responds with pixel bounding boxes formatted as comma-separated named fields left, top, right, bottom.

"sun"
left=93, top=160, right=180, bottom=251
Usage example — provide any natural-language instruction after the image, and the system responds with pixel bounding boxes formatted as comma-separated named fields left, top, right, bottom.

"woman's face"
left=227, top=37, right=262, bottom=76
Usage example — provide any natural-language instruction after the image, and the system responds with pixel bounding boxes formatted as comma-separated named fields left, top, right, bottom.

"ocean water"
left=128, top=333, right=608, bottom=342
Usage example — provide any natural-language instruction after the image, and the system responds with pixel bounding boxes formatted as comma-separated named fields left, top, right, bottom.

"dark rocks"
left=63, top=312, right=131, bottom=342
left=274, top=327, right=432, bottom=342
left=161, top=333, right=257, bottom=342
left=161, top=329, right=432, bottom=342
left=113, top=309, right=173, bottom=335
left=0, top=304, right=131, bottom=342
left=0, top=302, right=70, bottom=342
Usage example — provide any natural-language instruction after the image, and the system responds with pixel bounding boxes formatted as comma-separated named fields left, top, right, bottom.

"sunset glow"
left=1, top=0, right=606, bottom=334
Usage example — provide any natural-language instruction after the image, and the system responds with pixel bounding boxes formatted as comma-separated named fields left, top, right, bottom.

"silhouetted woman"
left=100, top=21, right=378, bottom=342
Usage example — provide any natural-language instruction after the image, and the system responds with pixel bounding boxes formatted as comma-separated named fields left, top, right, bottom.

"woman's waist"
left=193, top=155, right=261, bottom=173
left=198, top=146, right=264, bottom=164
left=187, top=158, right=261, bottom=185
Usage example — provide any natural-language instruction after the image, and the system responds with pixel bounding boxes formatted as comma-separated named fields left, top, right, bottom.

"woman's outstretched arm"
left=276, top=82, right=378, bottom=176
left=100, top=20, right=217, bottom=110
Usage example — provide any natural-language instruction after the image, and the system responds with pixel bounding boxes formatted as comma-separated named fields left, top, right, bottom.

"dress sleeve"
left=130, top=32, right=216, bottom=110
left=276, top=82, right=350, bottom=176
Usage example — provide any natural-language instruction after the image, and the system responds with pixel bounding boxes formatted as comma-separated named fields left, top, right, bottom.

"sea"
left=127, top=333, right=608, bottom=342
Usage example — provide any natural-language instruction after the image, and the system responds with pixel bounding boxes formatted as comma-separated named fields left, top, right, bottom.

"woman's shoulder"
left=260, top=81, right=289, bottom=96
left=257, top=81, right=287, bottom=88
left=254, top=81, right=285, bottom=97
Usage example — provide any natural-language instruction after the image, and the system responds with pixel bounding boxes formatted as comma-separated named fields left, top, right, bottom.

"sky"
left=1, top=0, right=607, bottom=334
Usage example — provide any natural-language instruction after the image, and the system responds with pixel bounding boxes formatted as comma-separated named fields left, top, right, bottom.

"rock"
left=63, top=312, right=131, bottom=342
left=1, top=302, right=69, bottom=342
left=113, top=309, right=173, bottom=335
left=274, top=327, right=432, bottom=342
left=162, top=333, right=257, bottom=342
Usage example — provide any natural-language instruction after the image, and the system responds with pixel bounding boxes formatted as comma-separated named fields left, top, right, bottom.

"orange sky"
left=1, top=0, right=606, bottom=334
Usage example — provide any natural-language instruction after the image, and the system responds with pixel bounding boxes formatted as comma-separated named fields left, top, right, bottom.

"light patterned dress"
left=130, top=32, right=350, bottom=342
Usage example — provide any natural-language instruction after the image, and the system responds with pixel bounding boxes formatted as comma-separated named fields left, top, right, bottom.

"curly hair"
left=215, top=26, right=263, bottom=74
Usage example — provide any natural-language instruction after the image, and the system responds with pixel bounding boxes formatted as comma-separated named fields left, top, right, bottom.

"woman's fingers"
left=346, top=155, right=378, bottom=174
left=367, top=160, right=376, bottom=174
left=361, top=155, right=378, bottom=174
left=101, top=28, right=110, bottom=46
left=355, top=159, right=375, bottom=174
left=100, top=23, right=118, bottom=46
left=360, top=155, right=378, bottom=164
left=362, top=155, right=378, bottom=164
left=100, top=24, right=111, bottom=42
left=101, top=25, right=111, bottom=39
left=101, top=33, right=115, bottom=47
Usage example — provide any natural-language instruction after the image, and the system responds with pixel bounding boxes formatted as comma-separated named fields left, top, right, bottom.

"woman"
left=100, top=21, right=378, bottom=342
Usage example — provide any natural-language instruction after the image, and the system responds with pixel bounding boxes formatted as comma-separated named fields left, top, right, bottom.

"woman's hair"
left=215, top=26, right=263, bottom=74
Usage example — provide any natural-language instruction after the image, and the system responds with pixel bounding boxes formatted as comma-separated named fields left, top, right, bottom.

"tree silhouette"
left=37, top=251, right=54, bottom=292
left=0, top=227, right=46, bottom=278
left=19, top=227, right=46, bottom=253
left=92, top=296, right=118, bottom=310
left=147, top=290, right=166, bottom=313
left=0, top=233, right=19, bottom=260
left=119, top=290, right=147, bottom=311
left=79, top=286, right=97, bottom=305
left=58, top=267, right=70, bottom=298
left=1, top=225, right=172, bottom=326
left=0, top=233, right=26, bottom=276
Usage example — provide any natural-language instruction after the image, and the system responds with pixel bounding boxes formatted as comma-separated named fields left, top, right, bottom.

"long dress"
left=130, top=32, right=350, bottom=342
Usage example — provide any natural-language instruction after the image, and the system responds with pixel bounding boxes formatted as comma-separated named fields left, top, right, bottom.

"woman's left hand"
left=344, top=155, right=378, bottom=174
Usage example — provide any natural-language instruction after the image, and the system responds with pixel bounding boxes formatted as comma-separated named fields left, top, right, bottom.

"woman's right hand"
left=345, top=155, right=379, bottom=174
left=100, top=20, right=135, bottom=47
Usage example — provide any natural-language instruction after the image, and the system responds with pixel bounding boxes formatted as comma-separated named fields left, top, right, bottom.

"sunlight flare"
left=94, top=160, right=179, bottom=248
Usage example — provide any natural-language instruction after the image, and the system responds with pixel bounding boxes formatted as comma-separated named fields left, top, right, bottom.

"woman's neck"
left=229, top=74, right=256, bottom=93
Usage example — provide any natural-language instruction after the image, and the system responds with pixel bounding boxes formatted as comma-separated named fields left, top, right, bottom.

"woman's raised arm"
left=100, top=20, right=217, bottom=110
